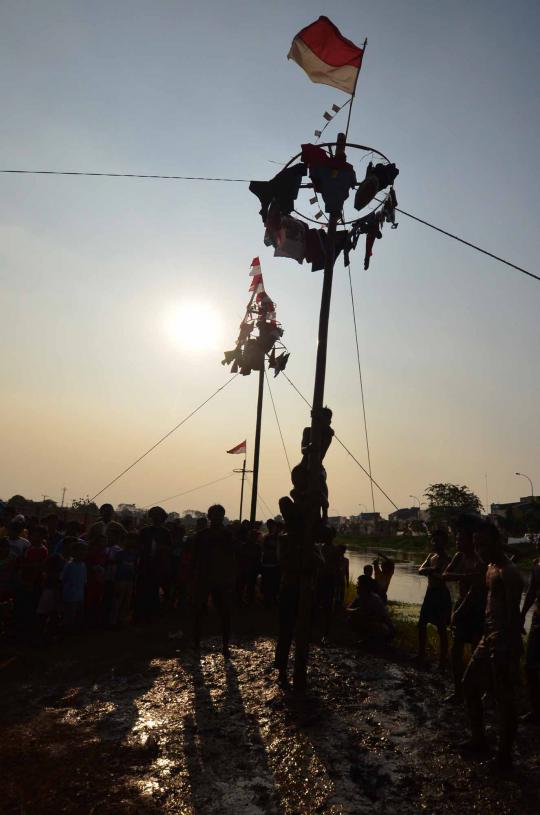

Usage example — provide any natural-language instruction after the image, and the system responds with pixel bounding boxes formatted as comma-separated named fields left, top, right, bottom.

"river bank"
left=340, top=534, right=537, bottom=571
left=1, top=607, right=539, bottom=814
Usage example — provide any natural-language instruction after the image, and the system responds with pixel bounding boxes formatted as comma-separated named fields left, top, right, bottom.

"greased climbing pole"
left=247, top=16, right=400, bottom=691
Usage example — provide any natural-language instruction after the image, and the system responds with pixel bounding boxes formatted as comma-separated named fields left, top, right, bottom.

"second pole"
left=250, top=366, right=265, bottom=523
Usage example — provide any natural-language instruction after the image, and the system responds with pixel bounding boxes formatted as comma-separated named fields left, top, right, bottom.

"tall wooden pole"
left=239, top=459, right=246, bottom=522
left=293, top=133, right=346, bottom=692
left=250, top=366, right=265, bottom=523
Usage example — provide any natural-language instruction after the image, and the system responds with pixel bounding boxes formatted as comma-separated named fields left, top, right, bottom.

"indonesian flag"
left=227, top=440, right=247, bottom=455
left=288, top=16, right=364, bottom=95
left=248, top=256, right=265, bottom=295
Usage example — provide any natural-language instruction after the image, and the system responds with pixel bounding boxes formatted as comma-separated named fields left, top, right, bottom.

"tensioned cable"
left=90, top=374, right=239, bottom=502
left=264, top=370, right=292, bottom=474
left=347, top=262, right=376, bottom=514
left=394, top=206, right=540, bottom=283
left=0, top=169, right=251, bottom=182
left=245, top=474, right=274, bottom=518
left=281, top=372, right=399, bottom=511
left=145, top=472, right=236, bottom=508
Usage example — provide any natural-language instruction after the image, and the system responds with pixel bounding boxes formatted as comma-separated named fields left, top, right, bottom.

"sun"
left=164, top=301, right=224, bottom=353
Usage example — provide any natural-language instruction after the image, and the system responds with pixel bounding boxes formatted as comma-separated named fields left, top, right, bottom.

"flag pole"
left=250, top=366, right=265, bottom=523
left=239, top=458, right=246, bottom=521
left=344, top=38, right=367, bottom=140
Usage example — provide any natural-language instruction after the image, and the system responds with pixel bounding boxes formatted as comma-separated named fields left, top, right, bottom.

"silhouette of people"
left=521, top=534, right=540, bottom=724
left=442, top=514, right=486, bottom=703
left=373, top=552, right=394, bottom=602
left=191, top=504, right=235, bottom=657
left=347, top=571, right=394, bottom=641
left=417, top=529, right=452, bottom=669
left=461, top=523, right=524, bottom=768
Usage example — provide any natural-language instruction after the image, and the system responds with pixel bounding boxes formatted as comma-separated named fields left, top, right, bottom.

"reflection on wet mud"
left=2, top=634, right=540, bottom=814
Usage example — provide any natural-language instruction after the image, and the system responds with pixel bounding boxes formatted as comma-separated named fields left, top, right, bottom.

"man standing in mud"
left=191, top=504, right=235, bottom=658
left=461, top=523, right=523, bottom=768
left=416, top=529, right=452, bottom=669
left=520, top=535, right=540, bottom=723
left=442, top=515, right=486, bottom=703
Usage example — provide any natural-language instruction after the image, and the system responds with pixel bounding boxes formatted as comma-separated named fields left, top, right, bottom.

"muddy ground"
left=1, top=612, right=539, bottom=815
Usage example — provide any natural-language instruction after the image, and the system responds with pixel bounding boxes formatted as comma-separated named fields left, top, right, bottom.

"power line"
left=394, top=206, right=540, bottom=283
left=2, top=167, right=537, bottom=280
left=90, top=375, right=239, bottom=502
left=347, top=263, right=375, bottom=513
left=244, top=474, right=274, bottom=518
left=146, top=472, right=236, bottom=508
left=0, top=169, right=251, bottom=182
left=264, top=370, right=292, bottom=474
left=281, top=373, right=399, bottom=511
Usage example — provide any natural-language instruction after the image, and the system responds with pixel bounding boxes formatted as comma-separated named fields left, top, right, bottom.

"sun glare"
left=164, top=301, right=224, bottom=353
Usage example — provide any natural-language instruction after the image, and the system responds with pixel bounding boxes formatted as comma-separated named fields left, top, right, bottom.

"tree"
left=425, top=483, right=483, bottom=527
left=71, top=497, right=99, bottom=516
left=8, top=494, right=27, bottom=506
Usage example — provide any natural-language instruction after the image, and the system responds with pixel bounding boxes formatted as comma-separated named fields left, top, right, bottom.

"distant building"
left=388, top=507, right=418, bottom=523
left=491, top=496, right=539, bottom=517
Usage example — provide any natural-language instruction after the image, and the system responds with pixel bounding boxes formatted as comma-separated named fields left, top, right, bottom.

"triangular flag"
left=249, top=257, right=261, bottom=276
left=227, top=440, right=247, bottom=455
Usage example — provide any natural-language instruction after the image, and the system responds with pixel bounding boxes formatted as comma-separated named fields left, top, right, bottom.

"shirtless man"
left=462, top=523, right=524, bottom=768
left=443, top=515, right=486, bottom=703
left=417, top=529, right=452, bottom=669
left=520, top=536, right=540, bottom=723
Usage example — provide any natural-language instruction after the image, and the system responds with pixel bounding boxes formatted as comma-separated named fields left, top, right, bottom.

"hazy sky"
left=1, top=0, right=539, bottom=518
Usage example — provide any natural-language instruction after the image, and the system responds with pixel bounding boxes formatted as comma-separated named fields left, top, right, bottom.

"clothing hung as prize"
left=249, top=144, right=399, bottom=272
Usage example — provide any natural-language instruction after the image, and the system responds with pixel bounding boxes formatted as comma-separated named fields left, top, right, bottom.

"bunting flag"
left=227, top=440, right=247, bottom=455
left=288, top=16, right=364, bottom=95
left=249, top=257, right=261, bottom=276
left=248, top=256, right=265, bottom=295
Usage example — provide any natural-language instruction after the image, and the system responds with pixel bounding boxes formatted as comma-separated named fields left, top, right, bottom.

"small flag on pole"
left=249, top=257, right=261, bottom=276
left=227, top=440, right=247, bottom=455
left=288, top=16, right=364, bottom=95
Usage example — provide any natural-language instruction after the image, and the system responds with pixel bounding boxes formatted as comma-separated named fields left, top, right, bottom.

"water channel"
left=346, top=546, right=534, bottom=629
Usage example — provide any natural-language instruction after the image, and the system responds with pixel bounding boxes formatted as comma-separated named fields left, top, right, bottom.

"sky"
left=1, top=0, right=539, bottom=518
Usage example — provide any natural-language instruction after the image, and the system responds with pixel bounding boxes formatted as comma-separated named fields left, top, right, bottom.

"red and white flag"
left=248, top=257, right=265, bottom=295
left=249, top=257, right=261, bottom=276
left=227, top=440, right=247, bottom=455
left=288, top=16, right=364, bottom=95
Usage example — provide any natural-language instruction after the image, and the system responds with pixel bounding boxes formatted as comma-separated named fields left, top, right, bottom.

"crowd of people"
left=0, top=502, right=350, bottom=653
left=413, top=515, right=540, bottom=768
left=1, top=501, right=538, bottom=769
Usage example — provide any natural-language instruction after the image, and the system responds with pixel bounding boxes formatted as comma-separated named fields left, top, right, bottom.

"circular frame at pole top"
left=283, top=141, right=395, bottom=227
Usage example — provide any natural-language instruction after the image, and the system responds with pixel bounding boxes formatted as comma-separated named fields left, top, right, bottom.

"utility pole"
left=293, top=132, right=345, bottom=691
left=250, top=368, right=264, bottom=524
left=234, top=459, right=252, bottom=522
left=61, top=487, right=67, bottom=509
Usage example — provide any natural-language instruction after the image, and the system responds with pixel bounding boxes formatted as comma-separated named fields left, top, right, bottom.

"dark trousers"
left=275, top=584, right=301, bottom=673
left=193, top=584, right=231, bottom=649
left=463, top=639, right=519, bottom=758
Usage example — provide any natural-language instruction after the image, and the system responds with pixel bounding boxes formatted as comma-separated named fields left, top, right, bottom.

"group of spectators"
left=2, top=500, right=538, bottom=768
left=0, top=502, right=350, bottom=653
left=413, top=516, right=540, bottom=769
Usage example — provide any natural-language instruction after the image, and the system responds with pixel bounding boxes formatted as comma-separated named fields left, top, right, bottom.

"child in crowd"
left=110, top=532, right=139, bottom=626
left=37, top=551, right=64, bottom=634
left=61, top=540, right=87, bottom=631
left=0, top=538, right=16, bottom=603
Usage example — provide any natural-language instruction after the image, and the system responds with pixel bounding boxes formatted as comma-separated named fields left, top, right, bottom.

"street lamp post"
left=515, top=472, right=534, bottom=501
left=409, top=494, right=421, bottom=520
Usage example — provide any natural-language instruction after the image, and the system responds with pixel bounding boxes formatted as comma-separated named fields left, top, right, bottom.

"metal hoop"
left=282, top=142, right=393, bottom=227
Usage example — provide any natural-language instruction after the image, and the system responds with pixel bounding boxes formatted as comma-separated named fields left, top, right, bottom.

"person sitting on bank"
left=347, top=571, right=394, bottom=641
